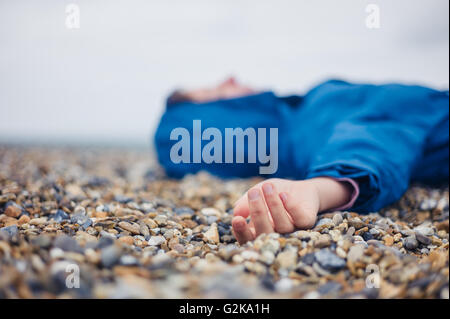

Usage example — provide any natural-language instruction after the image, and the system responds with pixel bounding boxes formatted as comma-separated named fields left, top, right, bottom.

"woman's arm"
left=306, top=177, right=354, bottom=212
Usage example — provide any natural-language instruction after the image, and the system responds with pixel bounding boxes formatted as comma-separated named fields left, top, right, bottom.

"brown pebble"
left=18, top=215, right=30, bottom=225
left=118, top=236, right=134, bottom=245
left=93, top=211, right=108, bottom=218
left=203, top=223, right=219, bottom=244
left=384, top=235, right=394, bottom=246
left=5, top=205, right=21, bottom=218
left=436, top=220, right=449, bottom=232
left=118, top=221, right=140, bottom=235
left=348, top=218, right=365, bottom=230
left=431, top=236, right=443, bottom=246
left=355, top=227, right=369, bottom=236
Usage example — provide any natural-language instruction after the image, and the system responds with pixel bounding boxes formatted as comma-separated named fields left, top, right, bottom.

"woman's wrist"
left=305, top=177, right=353, bottom=212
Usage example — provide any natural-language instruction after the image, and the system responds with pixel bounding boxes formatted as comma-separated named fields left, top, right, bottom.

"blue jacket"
left=154, top=80, right=449, bottom=213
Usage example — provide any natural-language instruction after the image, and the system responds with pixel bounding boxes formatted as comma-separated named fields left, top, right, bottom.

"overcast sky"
left=0, top=0, right=448, bottom=148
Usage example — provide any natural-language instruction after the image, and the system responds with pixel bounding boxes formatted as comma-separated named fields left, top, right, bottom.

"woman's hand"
left=231, top=177, right=352, bottom=244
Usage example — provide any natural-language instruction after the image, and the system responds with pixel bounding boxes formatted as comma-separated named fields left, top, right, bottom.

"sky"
left=0, top=0, right=448, bottom=148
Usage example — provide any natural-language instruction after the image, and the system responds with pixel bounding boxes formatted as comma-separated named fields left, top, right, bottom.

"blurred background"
left=0, top=0, right=448, bottom=148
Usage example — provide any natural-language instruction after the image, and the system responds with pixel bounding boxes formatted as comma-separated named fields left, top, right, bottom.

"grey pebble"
left=174, top=206, right=194, bottom=215
left=101, top=245, right=122, bottom=268
left=420, top=199, right=437, bottom=211
left=96, top=235, right=115, bottom=249
left=316, top=218, right=333, bottom=227
left=31, top=234, right=52, bottom=248
left=318, top=281, right=342, bottom=295
left=414, top=225, right=434, bottom=237
left=53, top=235, right=83, bottom=253
left=0, top=225, right=19, bottom=238
left=119, top=255, right=139, bottom=266
left=70, top=211, right=89, bottom=225
left=404, top=236, right=419, bottom=250
left=332, top=214, right=343, bottom=226
left=314, top=249, right=346, bottom=272
left=148, top=235, right=166, bottom=246
left=415, top=233, right=432, bottom=245
left=51, top=209, right=69, bottom=223
left=346, top=227, right=356, bottom=236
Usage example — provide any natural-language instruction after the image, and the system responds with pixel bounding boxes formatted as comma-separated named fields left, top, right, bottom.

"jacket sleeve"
left=305, top=86, right=449, bottom=213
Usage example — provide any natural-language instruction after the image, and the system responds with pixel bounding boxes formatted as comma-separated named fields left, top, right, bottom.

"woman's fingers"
left=279, top=192, right=317, bottom=229
left=248, top=188, right=274, bottom=235
left=233, top=194, right=250, bottom=218
left=233, top=181, right=317, bottom=244
left=262, top=183, right=294, bottom=233
left=232, top=216, right=254, bottom=244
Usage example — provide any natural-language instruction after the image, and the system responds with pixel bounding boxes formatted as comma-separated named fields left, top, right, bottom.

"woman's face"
left=181, top=77, right=256, bottom=103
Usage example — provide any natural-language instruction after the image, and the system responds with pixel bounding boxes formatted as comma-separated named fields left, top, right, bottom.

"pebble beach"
left=0, top=146, right=448, bottom=299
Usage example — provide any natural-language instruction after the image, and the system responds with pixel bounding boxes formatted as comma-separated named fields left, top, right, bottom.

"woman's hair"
left=167, top=90, right=190, bottom=105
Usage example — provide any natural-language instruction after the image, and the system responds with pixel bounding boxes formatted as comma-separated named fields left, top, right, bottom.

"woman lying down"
left=154, top=77, right=449, bottom=244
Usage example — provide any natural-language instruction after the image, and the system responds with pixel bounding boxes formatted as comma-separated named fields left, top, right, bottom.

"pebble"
left=348, top=217, right=365, bottom=230
left=420, top=199, right=437, bottom=211
left=118, top=221, right=140, bottom=235
left=336, top=247, right=347, bottom=259
left=148, top=235, right=166, bottom=246
left=53, top=235, right=83, bottom=253
left=139, top=222, right=150, bottom=238
left=18, top=214, right=30, bottom=225
left=31, top=234, right=52, bottom=248
left=332, top=213, right=343, bottom=226
left=154, top=215, right=168, bottom=226
left=404, top=236, right=419, bottom=250
left=414, top=225, right=434, bottom=237
left=4, top=202, right=22, bottom=218
left=347, top=244, right=365, bottom=263
left=119, top=255, right=139, bottom=266
left=362, top=232, right=374, bottom=241
left=275, top=278, right=294, bottom=293
left=415, top=233, right=432, bottom=245
left=70, top=211, right=89, bottom=225
left=384, top=235, right=394, bottom=246
left=317, top=281, right=341, bottom=295
left=275, top=249, right=297, bottom=270
left=314, top=249, right=346, bottom=272
left=301, top=253, right=316, bottom=266
left=315, top=234, right=332, bottom=248
left=0, top=225, right=19, bottom=238
left=100, top=245, right=122, bottom=268
left=201, top=208, right=221, bottom=217
left=258, top=250, right=275, bottom=265
left=241, top=250, right=260, bottom=261
left=346, top=226, right=356, bottom=236
left=118, top=236, right=134, bottom=246
left=203, top=223, right=220, bottom=244
left=436, top=220, right=449, bottom=232
left=51, top=209, right=69, bottom=222
left=174, top=207, right=194, bottom=216
left=316, top=218, right=333, bottom=228
left=29, top=217, right=47, bottom=226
